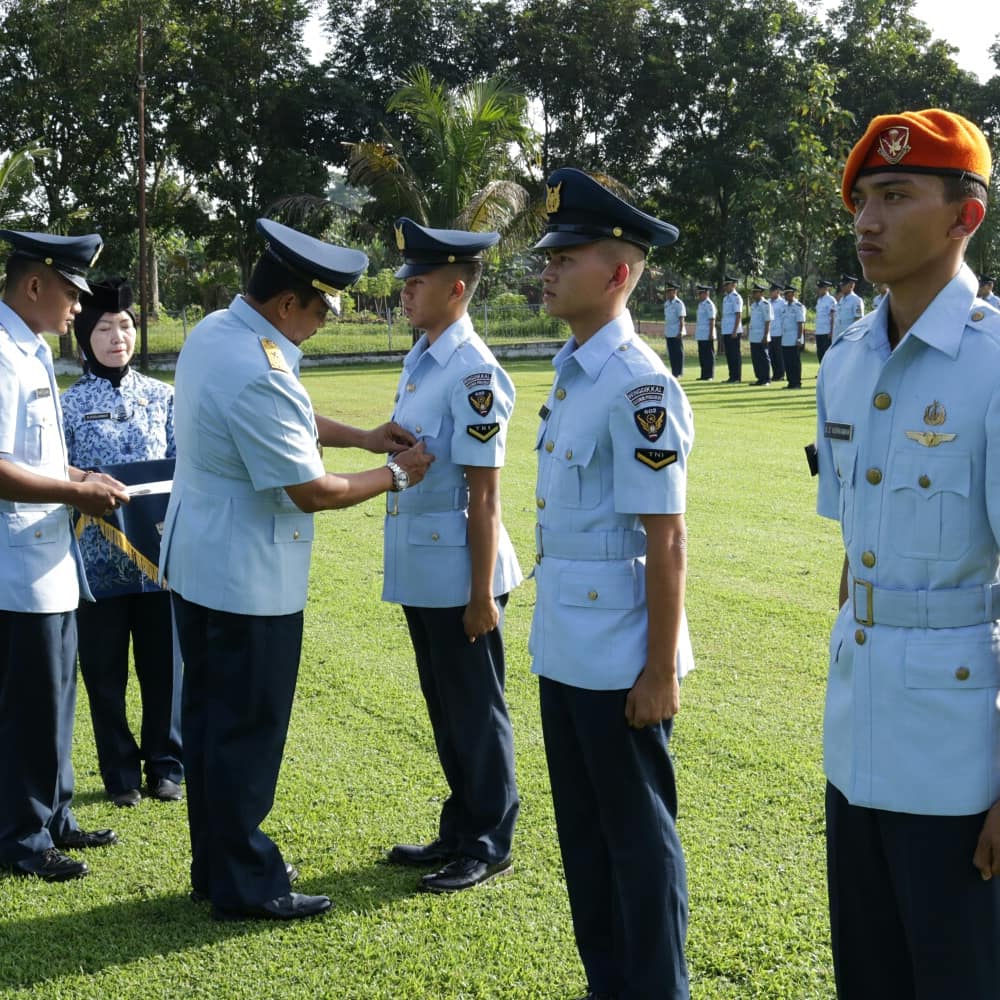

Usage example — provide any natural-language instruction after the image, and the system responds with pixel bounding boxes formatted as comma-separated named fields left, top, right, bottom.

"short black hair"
left=4, top=253, right=42, bottom=288
left=940, top=173, right=989, bottom=204
left=247, top=252, right=318, bottom=307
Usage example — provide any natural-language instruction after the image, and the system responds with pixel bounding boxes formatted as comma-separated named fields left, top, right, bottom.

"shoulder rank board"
left=260, top=337, right=291, bottom=374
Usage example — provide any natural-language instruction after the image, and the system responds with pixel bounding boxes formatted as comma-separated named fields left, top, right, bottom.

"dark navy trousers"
left=826, top=782, right=1000, bottom=999
left=782, top=345, right=802, bottom=388
left=540, top=677, right=689, bottom=1000
left=172, top=593, right=299, bottom=909
left=0, top=610, right=80, bottom=864
left=402, top=595, right=518, bottom=863
left=77, top=591, right=183, bottom=795
left=815, top=333, right=832, bottom=364
left=696, top=340, right=715, bottom=380
left=665, top=338, right=684, bottom=379
left=768, top=336, right=785, bottom=379
left=749, top=341, right=771, bottom=383
left=723, top=333, right=742, bottom=381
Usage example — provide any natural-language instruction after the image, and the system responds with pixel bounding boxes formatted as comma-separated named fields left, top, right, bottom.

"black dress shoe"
left=387, top=839, right=455, bottom=866
left=111, top=789, right=141, bottom=808
left=211, top=891, right=331, bottom=921
left=53, top=828, right=118, bottom=850
left=420, top=855, right=512, bottom=893
left=190, top=862, right=299, bottom=903
left=12, top=847, right=89, bottom=882
left=147, top=778, right=183, bottom=802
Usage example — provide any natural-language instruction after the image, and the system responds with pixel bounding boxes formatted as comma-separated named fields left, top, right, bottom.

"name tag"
left=84, top=412, right=113, bottom=421
left=34, top=386, right=51, bottom=399
left=824, top=421, right=853, bottom=441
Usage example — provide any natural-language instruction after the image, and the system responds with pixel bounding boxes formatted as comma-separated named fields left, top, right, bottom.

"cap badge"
left=545, top=182, right=562, bottom=214
left=923, top=401, right=946, bottom=426
left=877, top=126, right=911, bottom=166
left=394, top=224, right=405, bottom=251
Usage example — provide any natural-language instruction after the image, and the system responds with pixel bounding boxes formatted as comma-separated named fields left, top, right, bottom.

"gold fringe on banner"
left=75, top=515, right=160, bottom=582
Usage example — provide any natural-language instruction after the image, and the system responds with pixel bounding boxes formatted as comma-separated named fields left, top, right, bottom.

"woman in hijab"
left=62, top=278, right=183, bottom=808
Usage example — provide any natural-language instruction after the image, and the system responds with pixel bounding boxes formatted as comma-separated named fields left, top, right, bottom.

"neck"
left=885, top=257, right=964, bottom=349
left=568, top=303, right=626, bottom=345
left=424, top=307, right=466, bottom=344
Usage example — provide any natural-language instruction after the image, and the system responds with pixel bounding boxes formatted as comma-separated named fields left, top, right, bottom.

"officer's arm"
left=625, top=512, right=686, bottom=728
left=315, top=414, right=416, bottom=453
left=462, top=465, right=501, bottom=642
left=0, top=457, right=128, bottom=516
left=973, top=800, right=1000, bottom=880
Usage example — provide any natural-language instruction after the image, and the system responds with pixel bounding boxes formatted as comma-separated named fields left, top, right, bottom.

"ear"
left=276, top=291, right=298, bottom=317
left=608, top=262, right=630, bottom=292
left=950, top=197, right=986, bottom=239
left=450, top=279, right=466, bottom=302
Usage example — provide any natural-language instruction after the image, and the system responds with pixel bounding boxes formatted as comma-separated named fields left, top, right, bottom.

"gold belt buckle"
left=853, top=578, right=873, bottom=626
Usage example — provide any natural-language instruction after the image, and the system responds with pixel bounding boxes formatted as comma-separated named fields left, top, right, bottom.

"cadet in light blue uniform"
left=663, top=283, right=686, bottom=378
left=780, top=284, right=806, bottom=388
left=694, top=283, right=716, bottom=380
left=978, top=274, right=1000, bottom=309
left=818, top=108, right=1000, bottom=998
left=0, top=230, right=127, bottom=883
left=833, top=273, right=865, bottom=341
left=62, top=278, right=183, bottom=809
left=766, top=281, right=786, bottom=380
left=383, top=218, right=522, bottom=894
left=160, top=219, right=433, bottom=921
left=533, top=167, right=694, bottom=1000
left=813, top=278, right=837, bottom=364
left=747, top=282, right=773, bottom=385
left=720, top=275, right=743, bottom=382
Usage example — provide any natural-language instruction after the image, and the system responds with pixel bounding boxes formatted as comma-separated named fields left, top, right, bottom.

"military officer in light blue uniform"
left=720, top=275, right=743, bottom=382
left=663, top=283, right=686, bottom=378
left=694, top=283, right=716, bottom=380
left=978, top=274, right=1000, bottom=309
left=747, top=282, right=773, bottom=385
left=532, top=167, right=695, bottom=1000
left=834, top=273, right=865, bottom=341
left=160, top=218, right=433, bottom=921
left=818, top=108, right=1000, bottom=998
left=383, top=218, right=522, bottom=894
left=766, top=281, right=786, bottom=380
left=780, top=283, right=806, bottom=389
left=0, top=230, right=128, bottom=882
left=814, top=278, right=837, bottom=364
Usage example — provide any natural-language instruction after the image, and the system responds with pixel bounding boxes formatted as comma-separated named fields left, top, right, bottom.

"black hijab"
left=74, top=277, right=137, bottom=388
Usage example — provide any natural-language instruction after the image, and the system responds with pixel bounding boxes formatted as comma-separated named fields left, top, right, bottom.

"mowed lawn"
left=2, top=353, right=842, bottom=999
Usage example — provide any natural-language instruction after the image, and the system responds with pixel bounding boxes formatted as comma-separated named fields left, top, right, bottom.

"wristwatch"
left=387, top=461, right=410, bottom=492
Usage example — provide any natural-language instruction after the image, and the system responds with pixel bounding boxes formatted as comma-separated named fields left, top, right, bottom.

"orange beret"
left=841, top=108, right=992, bottom=212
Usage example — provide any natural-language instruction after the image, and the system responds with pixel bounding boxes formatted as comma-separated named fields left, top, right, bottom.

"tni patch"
left=634, top=406, right=666, bottom=442
left=468, top=389, right=494, bottom=416
left=634, top=448, right=677, bottom=470
left=467, top=423, right=500, bottom=442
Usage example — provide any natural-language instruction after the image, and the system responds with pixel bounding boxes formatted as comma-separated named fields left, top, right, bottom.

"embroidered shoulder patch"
left=626, top=384, right=665, bottom=407
left=260, top=337, right=290, bottom=374
left=634, top=448, right=677, bottom=470
left=463, top=371, right=492, bottom=389
left=634, top=406, right=666, bottom=442
left=468, top=389, right=494, bottom=416
left=467, top=422, right=500, bottom=442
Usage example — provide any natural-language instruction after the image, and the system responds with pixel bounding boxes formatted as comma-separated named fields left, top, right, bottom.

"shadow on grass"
left=0, top=864, right=418, bottom=990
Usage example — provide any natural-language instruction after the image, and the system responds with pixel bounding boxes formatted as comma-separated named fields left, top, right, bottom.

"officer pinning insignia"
left=467, top=422, right=500, bottom=442
left=468, top=389, right=494, bottom=416
left=634, top=448, right=677, bottom=470
left=0, top=228, right=104, bottom=292
left=259, top=337, right=291, bottom=374
left=634, top=406, right=666, bottom=442
left=905, top=430, right=957, bottom=447
left=923, top=401, right=946, bottom=426
left=626, top=383, right=665, bottom=407
left=393, top=218, right=500, bottom=279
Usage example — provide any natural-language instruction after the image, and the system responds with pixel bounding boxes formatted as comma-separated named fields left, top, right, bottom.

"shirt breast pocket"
left=24, top=397, right=54, bottom=466
left=888, top=451, right=971, bottom=559
left=829, top=439, right=858, bottom=545
left=550, top=436, right=601, bottom=509
left=272, top=513, right=314, bottom=544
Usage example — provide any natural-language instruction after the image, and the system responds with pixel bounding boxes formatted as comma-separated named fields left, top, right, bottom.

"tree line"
left=1, top=0, right=998, bottom=321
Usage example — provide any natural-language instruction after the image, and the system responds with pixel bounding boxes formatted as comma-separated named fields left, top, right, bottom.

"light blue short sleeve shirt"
left=748, top=299, right=773, bottom=343
left=695, top=298, right=716, bottom=340
left=663, top=297, right=686, bottom=338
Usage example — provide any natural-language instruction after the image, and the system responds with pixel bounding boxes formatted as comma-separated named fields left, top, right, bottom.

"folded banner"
left=74, top=458, right=175, bottom=584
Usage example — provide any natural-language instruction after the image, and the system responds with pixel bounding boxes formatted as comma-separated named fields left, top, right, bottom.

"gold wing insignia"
left=905, top=430, right=957, bottom=447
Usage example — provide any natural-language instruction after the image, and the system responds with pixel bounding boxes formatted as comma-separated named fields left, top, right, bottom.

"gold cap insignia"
left=395, top=224, right=405, bottom=251
left=546, top=182, right=562, bottom=214
left=612, top=226, right=623, bottom=238
left=44, top=257, right=53, bottom=266
left=877, top=126, right=911, bottom=166
left=923, top=401, right=946, bottom=426
left=448, top=255, right=455, bottom=263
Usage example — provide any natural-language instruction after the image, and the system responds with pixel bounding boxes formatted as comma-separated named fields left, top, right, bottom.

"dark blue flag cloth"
left=73, top=458, right=174, bottom=585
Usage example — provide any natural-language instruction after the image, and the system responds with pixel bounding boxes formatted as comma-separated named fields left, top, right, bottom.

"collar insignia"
left=923, top=401, right=946, bottom=426
left=877, top=126, right=911, bottom=165
left=545, top=182, right=562, bottom=214
left=905, top=430, right=957, bottom=447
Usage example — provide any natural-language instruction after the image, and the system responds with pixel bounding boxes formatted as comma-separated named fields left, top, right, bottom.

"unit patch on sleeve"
left=625, top=384, right=665, bottom=407
left=463, top=371, right=492, bottom=389
left=468, top=389, right=494, bottom=416
left=634, top=448, right=677, bottom=470
left=259, top=337, right=291, bottom=374
left=467, top=422, right=500, bottom=442
left=634, top=406, right=666, bottom=442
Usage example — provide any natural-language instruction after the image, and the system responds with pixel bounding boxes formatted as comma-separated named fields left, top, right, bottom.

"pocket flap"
left=6, top=509, right=64, bottom=546
left=554, top=436, right=597, bottom=469
left=890, top=451, right=970, bottom=498
left=558, top=568, right=637, bottom=610
left=272, top=514, right=314, bottom=544
left=407, top=512, right=468, bottom=547
left=904, top=638, right=1000, bottom=689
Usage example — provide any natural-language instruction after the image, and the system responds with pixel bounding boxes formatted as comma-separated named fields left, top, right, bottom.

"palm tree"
left=0, top=143, right=52, bottom=222
left=346, top=66, right=541, bottom=242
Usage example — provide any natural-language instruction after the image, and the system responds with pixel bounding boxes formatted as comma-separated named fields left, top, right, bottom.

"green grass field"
left=1, top=355, right=842, bottom=999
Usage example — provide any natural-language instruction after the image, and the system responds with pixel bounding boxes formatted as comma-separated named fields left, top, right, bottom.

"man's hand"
left=391, top=440, right=434, bottom=486
left=625, top=667, right=679, bottom=728
left=75, top=474, right=130, bottom=518
left=365, top=421, right=417, bottom=454
left=463, top=596, right=499, bottom=643
left=973, top=800, right=1000, bottom=880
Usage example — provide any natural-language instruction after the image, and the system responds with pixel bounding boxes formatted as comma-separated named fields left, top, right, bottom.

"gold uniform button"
left=873, top=392, right=891, bottom=410
left=292, top=530, right=300, bottom=540
left=855, top=629, right=866, bottom=645
left=861, top=551, right=876, bottom=568
left=34, top=529, right=42, bottom=539
left=406, top=383, right=416, bottom=393
left=866, top=468, right=883, bottom=485
left=555, top=388, right=567, bottom=400
left=588, top=590, right=599, bottom=601
left=536, top=498, right=546, bottom=509
left=544, top=441, right=554, bottom=452
left=972, top=310, right=985, bottom=322
left=565, top=449, right=573, bottom=460
left=431, top=532, right=440, bottom=541
left=414, top=425, right=422, bottom=434
left=918, top=474, right=931, bottom=488
left=955, top=666, right=971, bottom=681
left=618, top=343, right=629, bottom=351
